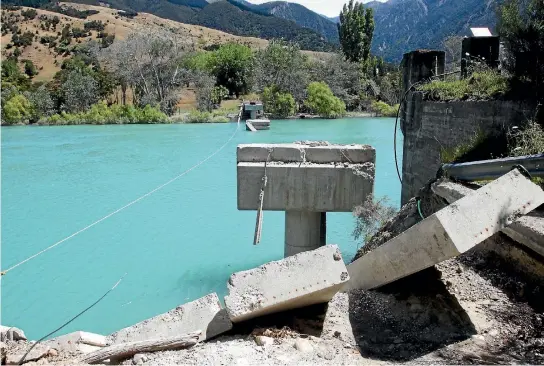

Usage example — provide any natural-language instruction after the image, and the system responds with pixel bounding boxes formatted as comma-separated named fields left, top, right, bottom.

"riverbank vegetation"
left=1, top=1, right=401, bottom=125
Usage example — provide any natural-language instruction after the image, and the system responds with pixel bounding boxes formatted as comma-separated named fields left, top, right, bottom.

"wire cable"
left=2, top=119, right=241, bottom=276
left=18, top=274, right=126, bottom=364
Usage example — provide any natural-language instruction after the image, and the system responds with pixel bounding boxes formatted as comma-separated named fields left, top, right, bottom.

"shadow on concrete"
left=230, top=302, right=329, bottom=337
left=348, top=267, right=476, bottom=362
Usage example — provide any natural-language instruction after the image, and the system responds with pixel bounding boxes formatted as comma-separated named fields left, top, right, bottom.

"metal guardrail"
left=442, top=153, right=544, bottom=181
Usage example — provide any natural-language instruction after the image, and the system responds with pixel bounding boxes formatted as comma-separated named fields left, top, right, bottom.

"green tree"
left=2, top=94, right=32, bottom=124
left=208, top=43, right=254, bottom=97
left=305, top=82, right=346, bottom=118
left=23, top=59, right=38, bottom=78
left=254, top=40, right=310, bottom=104
left=211, top=85, right=229, bottom=105
left=498, top=0, right=544, bottom=120
left=61, top=70, right=98, bottom=112
left=338, top=0, right=374, bottom=63
left=262, top=85, right=295, bottom=118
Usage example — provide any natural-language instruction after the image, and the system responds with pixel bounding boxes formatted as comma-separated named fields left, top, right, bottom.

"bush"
left=353, top=196, right=397, bottom=248
left=21, top=9, right=37, bottom=20
left=418, top=71, right=508, bottom=101
left=262, top=85, right=295, bottom=118
left=305, top=81, right=346, bottom=118
left=84, top=20, right=105, bottom=32
left=184, top=110, right=230, bottom=123
left=2, top=94, right=32, bottom=125
left=508, top=121, right=544, bottom=157
left=42, top=102, right=169, bottom=125
left=370, top=100, right=398, bottom=117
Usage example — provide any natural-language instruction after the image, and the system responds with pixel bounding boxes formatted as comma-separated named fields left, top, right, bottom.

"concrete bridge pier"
left=285, top=211, right=326, bottom=256
left=237, top=142, right=376, bottom=257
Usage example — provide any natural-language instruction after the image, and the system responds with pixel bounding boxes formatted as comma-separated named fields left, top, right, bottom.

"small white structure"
left=470, top=27, right=493, bottom=37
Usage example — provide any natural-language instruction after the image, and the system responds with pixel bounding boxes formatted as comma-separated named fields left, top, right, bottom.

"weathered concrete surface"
left=400, top=92, right=534, bottom=204
left=225, top=245, right=349, bottom=322
left=285, top=211, right=326, bottom=257
left=0, top=326, right=26, bottom=342
left=432, top=178, right=544, bottom=257
left=238, top=162, right=374, bottom=211
left=246, top=120, right=270, bottom=131
left=110, top=293, right=232, bottom=343
left=6, top=344, right=51, bottom=365
left=45, top=331, right=107, bottom=354
left=346, top=170, right=544, bottom=291
left=237, top=143, right=375, bottom=164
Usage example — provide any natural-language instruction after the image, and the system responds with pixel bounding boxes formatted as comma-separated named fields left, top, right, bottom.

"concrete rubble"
left=0, top=326, right=27, bottom=342
left=432, top=178, right=544, bottom=257
left=45, top=331, right=107, bottom=354
left=109, top=293, right=232, bottom=344
left=5, top=343, right=51, bottom=365
left=346, top=169, right=544, bottom=291
left=225, top=245, right=350, bottom=322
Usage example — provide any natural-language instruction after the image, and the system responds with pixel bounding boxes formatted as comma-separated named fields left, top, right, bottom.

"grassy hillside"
left=3, top=0, right=336, bottom=51
left=0, top=3, right=268, bottom=81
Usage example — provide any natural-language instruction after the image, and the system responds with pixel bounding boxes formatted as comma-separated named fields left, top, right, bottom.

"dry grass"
left=1, top=3, right=270, bottom=81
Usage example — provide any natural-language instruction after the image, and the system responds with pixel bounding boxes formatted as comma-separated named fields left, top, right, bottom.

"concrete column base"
left=285, top=211, right=326, bottom=257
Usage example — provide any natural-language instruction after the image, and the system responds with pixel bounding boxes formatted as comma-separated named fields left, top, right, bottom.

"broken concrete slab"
left=432, top=178, right=544, bottom=257
left=237, top=143, right=375, bottom=164
left=225, top=245, right=349, bottom=323
left=110, top=293, right=232, bottom=344
left=45, top=331, right=107, bottom=354
left=346, top=169, right=544, bottom=291
left=0, top=326, right=27, bottom=342
left=6, top=344, right=51, bottom=365
left=238, top=162, right=374, bottom=211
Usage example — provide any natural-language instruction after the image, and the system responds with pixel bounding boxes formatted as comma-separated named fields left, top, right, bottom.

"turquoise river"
left=1, top=118, right=402, bottom=339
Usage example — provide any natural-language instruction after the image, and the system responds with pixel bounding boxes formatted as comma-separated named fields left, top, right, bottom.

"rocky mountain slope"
left=368, top=0, right=501, bottom=61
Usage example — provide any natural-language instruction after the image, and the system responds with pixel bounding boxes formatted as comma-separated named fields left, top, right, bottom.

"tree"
left=2, top=94, right=32, bottom=124
left=338, top=0, right=374, bottom=63
left=207, top=43, right=253, bottom=97
left=61, top=70, right=98, bottom=112
left=498, top=0, right=544, bottom=119
left=194, top=72, right=216, bottom=112
left=310, top=53, right=362, bottom=110
left=23, top=59, right=38, bottom=78
left=305, top=82, right=346, bottom=118
left=211, top=86, right=229, bottom=105
left=26, top=85, right=54, bottom=120
left=101, top=31, right=192, bottom=114
left=262, top=85, right=295, bottom=118
left=254, top=40, right=310, bottom=104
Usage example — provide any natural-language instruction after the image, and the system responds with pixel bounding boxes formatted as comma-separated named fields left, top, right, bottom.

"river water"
left=1, top=118, right=402, bottom=339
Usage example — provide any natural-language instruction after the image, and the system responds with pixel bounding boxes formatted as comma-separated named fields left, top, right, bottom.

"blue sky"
left=247, top=0, right=382, bottom=18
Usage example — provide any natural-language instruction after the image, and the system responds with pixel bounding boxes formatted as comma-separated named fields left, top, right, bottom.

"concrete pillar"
left=401, top=50, right=445, bottom=95
left=285, top=211, right=326, bottom=257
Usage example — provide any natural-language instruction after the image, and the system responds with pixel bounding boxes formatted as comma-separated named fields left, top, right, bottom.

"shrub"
left=353, top=196, right=397, bottom=248
left=508, top=121, right=544, bottom=157
left=42, top=103, right=168, bottom=124
left=2, top=94, right=32, bottom=125
left=84, top=20, right=105, bottom=32
left=21, top=9, right=37, bottom=20
left=418, top=71, right=508, bottom=101
left=305, top=81, right=346, bottom=118
left=370, top=100, right=398, bottom=117
left=184, top=110, right=230, bottom=123
left=262, top=85, right=295, bottom=118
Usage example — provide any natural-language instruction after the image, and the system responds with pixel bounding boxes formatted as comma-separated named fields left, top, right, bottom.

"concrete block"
left=237, top=143, right=375, bottom=164
left=346, top=170, right=544, bottom=291
left=46, top=331, right=107, bottom=354
left=110, top=293, right=232, bottom=344
left=225, top=245, right=349, bottom=322
left=237, top=162, right=374, bottom=211
left=432, top=179, right=544, bottom=257
left=246, top=120, right=270, bottom=130
left=0, top=326, right=26, bottom=341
